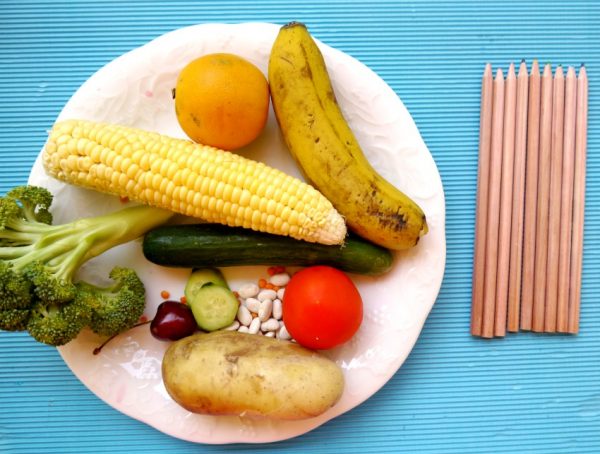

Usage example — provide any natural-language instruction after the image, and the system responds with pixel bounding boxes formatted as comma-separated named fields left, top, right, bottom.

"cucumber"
left=185, top=267, right=228, bottom=301
left=143, top=224, right=394, bottom=276
left=187, top=283, right=239, bottom=332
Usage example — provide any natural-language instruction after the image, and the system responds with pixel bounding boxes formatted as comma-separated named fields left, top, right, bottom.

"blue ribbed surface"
left=1, top=1, right=599, bottom=452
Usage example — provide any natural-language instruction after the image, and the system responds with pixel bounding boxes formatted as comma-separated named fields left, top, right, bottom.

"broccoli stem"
left=3, top=218, right=56, bottom=234
left=8, top=205, right=174, bottom=281
left=48, top=240, right=95, bottom=282
left=72, top=205, right=176, bottom=263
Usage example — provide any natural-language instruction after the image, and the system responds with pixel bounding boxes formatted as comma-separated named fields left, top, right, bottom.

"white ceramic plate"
left=28, top=22, right=446, bottom=444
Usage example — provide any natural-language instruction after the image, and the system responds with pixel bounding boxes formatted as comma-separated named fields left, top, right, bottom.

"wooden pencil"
left=568, top=64, right=588, bottom=334
left=481, top=68, right=505, bottom=338
left=494, top=63, right=517, bottom=337
left=471, top=63, right=494, bottom=336
left=556, top=66, right=577, bottom=332
left=507, top=59, right=529, bottom=332
left=532, top=63, right=554, bottom=333
left=520, top=60, right=541, bottom=331
left=545, top=65, right=565, bottom=332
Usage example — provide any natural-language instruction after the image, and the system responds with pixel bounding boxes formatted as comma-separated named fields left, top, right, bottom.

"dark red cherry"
left=150, top=301, right=197, bottom=341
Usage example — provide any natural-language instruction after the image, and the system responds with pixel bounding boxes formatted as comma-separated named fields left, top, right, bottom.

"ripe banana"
left=268, top=22, right=428, bottom=250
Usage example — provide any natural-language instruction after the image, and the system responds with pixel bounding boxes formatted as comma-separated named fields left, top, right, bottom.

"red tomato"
left=282, top=266, right=363, bottom=350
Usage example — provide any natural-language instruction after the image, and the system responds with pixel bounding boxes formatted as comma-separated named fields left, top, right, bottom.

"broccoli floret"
left=0, top=262, right=32, bottom=312
left=0, top=185, right=174, bottom=345
left=0, top=308, right=32, bottom=331
left=27, top=297, right=92, bottom=346
left=23, top=261, right=77, bottom=306
left=78, top=267, right=146, bottom=337
left=6, top=185, right=53, bottom=224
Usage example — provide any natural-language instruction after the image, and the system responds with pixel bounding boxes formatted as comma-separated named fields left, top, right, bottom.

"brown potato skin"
left=162, top=331, right=345, bottom=420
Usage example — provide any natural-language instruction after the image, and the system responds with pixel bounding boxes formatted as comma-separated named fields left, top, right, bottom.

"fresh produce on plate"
left=21, top=21, right=436, bottom=429
left=269, top=22, right=428, bottom=250
left=150, top=300, right=197, bottom=341
left=282, top=265, right=363, bottom=350
left=184, top=268, right=239, bottom=331
left=184, top=267, right=228, bottom=292
left=162, top=330, right=344, bottom=420
left=228, top=267, right=293, bottom=339
left=43, top=119, right=346, bottom=245
left=0, top=185, right=174, bottom=346
left=142, top=223, right=394, bottom=276
left=174, top=53, right=270, bottom=150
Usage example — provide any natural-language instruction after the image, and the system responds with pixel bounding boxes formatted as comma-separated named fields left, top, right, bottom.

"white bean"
left=264, top=331, right=276, bottom=338
left=261, top=318, right=280, bottom=332
left=269, top=272, right=290, bottom=287
left=257, top=289, right=277, bottom=301
left=248, top=317, right=261, bottom=334
left=238, top=325, right=249, bottom=333
left=276, top=288, right=285, bottom=300
left=277, top=324, right=291, bottom=340
left=258, top=299, right=273, bottom=322
left=272, top=299, right=283, bottom=320
left=244, top=297, right=261, bottom=314
left=238, top=283, right=259, bottom=299
left=237, top=305, right=253, bottom=326
left=223, top=320, right=240, bottom=331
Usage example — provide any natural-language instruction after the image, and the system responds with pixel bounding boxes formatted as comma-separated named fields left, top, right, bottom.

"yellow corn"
left=43, top=119, right=346, bottom=245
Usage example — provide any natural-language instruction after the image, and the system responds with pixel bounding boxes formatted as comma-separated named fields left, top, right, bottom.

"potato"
left=162, top=330, right=344, bottom=420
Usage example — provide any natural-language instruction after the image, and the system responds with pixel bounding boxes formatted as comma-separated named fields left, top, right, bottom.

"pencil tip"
left=581, top=62, right=585, bottom=67
left=518, top=60, right=527, bottom=73
left=508, top=62, right=516, bottom=77
left=521, top=58, right=526, bottom=63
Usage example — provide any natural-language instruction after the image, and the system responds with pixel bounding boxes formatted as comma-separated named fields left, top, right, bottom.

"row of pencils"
left=471, top=60, right=588, bottom=338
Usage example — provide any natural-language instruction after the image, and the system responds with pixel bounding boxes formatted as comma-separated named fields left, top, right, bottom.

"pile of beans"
left=226, top=267, right=294, bottom=340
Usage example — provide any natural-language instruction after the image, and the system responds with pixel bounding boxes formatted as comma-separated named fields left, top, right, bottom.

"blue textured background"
left=1, top=1, right=599, bottom=452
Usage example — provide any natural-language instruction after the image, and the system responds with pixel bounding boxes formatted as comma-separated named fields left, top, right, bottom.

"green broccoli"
left=27, top=295, right=92, bottom=346
left=0, top=185, right=174, bottom=346
left=78, top=267, right=146, bottom=337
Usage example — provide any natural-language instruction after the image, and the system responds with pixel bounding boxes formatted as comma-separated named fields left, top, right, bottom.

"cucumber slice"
left=187, top=283, right=239, bottom=331
left=184, top=267, right=228, bottom=303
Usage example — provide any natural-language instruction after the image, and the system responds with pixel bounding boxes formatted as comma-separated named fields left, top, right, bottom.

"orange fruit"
left=174, top=53, right=270, bottom=150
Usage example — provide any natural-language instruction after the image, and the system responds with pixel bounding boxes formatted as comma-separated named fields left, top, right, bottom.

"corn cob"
left=43, top=119, right=347, bottom=245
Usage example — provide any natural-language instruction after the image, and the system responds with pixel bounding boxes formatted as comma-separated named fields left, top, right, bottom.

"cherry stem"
left=93, top=320, right=152, bottom=355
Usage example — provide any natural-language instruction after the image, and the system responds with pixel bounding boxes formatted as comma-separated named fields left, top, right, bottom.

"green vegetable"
left=184, top=267, right=228, bottom=300
left=0, top=185, right=174, bottom=346
left=184, top=268, right=235, bottom=332
left=77, top=267, right=147, bottom=337
left=143, top=224, right=394, bottom=276
left=187, top=283, right=238, bottom=332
